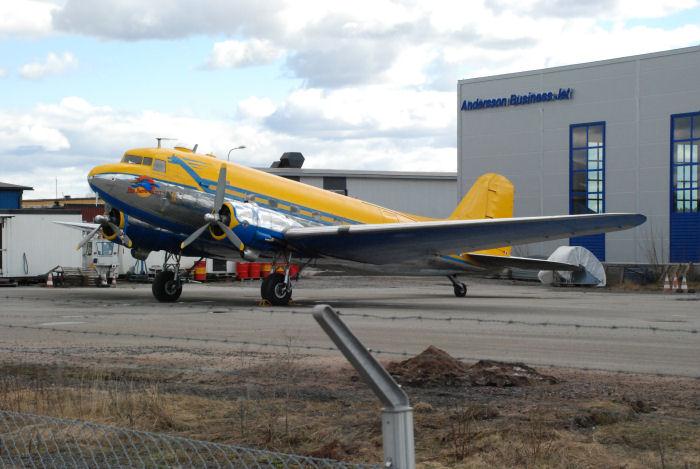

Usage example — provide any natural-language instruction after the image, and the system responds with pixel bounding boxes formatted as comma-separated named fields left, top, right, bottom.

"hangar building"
left=265, top=168, right=458, bottom=218
left=458, top=45, right=700, bottom=263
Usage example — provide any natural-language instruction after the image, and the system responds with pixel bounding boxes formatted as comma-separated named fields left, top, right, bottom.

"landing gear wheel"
left=453, top=282, right=467, bottom=298
left=261, top=273, right=292, bottom=306
left=152, top=270, right=182, bottom=302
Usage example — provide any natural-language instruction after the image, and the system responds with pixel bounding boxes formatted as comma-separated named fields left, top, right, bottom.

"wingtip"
left=632, top=213, right=647, bottom=226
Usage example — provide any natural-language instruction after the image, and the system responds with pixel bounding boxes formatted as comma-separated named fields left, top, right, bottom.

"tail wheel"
left=152, top=270, right=182, bottom=302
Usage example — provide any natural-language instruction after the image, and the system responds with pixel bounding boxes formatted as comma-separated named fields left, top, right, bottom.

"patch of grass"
left=1, top=363, right=699, bottom=468
left=596, top=420, right=700, bottom=451
left=573, top=400, right=635, bottom=428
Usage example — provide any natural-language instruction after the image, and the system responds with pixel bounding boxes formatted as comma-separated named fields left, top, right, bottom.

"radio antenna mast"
left=155, top=137, right=175, bottom=149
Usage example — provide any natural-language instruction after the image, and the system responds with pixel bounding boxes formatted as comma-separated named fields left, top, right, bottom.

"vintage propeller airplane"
left=70, top=142, right=645, bottom=305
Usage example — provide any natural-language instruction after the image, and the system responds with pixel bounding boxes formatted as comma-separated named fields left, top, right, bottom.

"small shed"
left=0, top=182, right=33, bottom=210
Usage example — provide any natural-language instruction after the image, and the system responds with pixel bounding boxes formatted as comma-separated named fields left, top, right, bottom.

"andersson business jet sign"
left=461, top=87, right=574, bottom=112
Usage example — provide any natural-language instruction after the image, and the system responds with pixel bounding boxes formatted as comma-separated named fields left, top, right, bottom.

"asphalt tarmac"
left=0, top=276, right=698, bottom=376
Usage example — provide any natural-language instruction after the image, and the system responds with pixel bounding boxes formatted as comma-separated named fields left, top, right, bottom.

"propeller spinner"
left=76, top=207, right=133, bottom=250
left=180, top=165, right=245, bottom=251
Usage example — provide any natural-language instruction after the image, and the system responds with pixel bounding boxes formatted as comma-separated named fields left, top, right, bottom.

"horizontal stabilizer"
left=465, top=253, right=583, bottom=272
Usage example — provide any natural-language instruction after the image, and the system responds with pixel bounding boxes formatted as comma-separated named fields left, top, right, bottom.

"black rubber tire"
left=453, top=282, right=467, bottom=297
left=261, top=273, right=292, bottom=306
left=152, top=270, right=182, bottom=302
left=260, top=275, right=273, bottom=299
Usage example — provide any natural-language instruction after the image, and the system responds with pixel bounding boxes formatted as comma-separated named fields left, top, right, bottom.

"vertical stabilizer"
left=450, top=173, right=515, bottom=256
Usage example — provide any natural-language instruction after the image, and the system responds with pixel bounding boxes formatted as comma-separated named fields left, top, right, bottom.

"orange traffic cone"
left=46, top=273, right=54, bottom=288
left=681, top=275, right=688, bottom=293
left=663, top=274, right=671, bottom=293
left=672, top=274, right=679, bottom=292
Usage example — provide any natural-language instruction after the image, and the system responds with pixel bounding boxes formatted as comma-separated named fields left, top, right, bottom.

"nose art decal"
left=128, top=176, right=161, bottom=198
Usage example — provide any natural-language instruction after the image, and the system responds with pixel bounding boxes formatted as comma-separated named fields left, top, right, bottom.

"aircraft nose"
left=87, top=165, right=115, bottom=193
left=88, top=164, right=110, bottom=179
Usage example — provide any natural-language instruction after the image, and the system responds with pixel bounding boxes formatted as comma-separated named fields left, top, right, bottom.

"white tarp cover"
left=538, top=245, right=606, bottom=287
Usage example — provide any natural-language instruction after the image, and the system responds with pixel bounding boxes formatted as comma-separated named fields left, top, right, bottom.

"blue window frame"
left=569, top=122, right=606, bottom=259
left=671, top=113, right=699, bottom=213
left=670, top=112, right=700, bottom=262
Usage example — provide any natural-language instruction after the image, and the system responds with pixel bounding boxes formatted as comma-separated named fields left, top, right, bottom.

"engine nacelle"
left=131, top=247, right=151, bottom=261
left=100, top=208, right=126, bottom=241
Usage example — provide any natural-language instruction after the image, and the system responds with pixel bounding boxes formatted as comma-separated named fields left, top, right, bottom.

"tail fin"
left=450, top=173, right=515, bottom=256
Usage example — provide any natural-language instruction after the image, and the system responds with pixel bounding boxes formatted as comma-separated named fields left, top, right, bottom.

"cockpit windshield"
left=122, top=155, right=153, bottom=166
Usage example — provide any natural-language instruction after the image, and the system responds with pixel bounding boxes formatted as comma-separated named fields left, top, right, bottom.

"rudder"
left=450, top=173, right=515, bottom=256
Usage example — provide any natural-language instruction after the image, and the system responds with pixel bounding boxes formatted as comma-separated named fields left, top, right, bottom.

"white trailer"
left=0, top=211, right=83, bottom=278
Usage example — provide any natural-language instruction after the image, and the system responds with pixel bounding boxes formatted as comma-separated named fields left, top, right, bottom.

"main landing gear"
left=150, top=251, right=300, bottom=306
left=153, top=253, right=183, bottom=302
left=448, top=274, right=467, bottom=297
left=261, top=253, right=295, bottom=306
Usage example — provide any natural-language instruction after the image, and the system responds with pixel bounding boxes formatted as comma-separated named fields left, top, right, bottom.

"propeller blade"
left=107, top=222, right=133, bottom=248
left=213, top=165, right=227, bottom=212
left=75, top=225, right=102, bottom=251
left=215, top=220, right=245, bottom=251
left=180, top=223, right=210, bottom=250
left=121, top=232, right=133, bottom=249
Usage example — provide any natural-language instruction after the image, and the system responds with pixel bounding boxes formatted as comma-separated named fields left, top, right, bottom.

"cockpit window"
left=153, top=159, right=166, bottom=172
left=122, top=155, right=154, bottom=166
left=122, top=155, right=143, bottom=164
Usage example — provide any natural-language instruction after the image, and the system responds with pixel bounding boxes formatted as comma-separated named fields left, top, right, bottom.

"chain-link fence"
left=0, top=410, right=378, bottom=468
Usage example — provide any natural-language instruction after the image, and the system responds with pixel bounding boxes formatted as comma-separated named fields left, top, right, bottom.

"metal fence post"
left=312, top=304, right=415, bottom=469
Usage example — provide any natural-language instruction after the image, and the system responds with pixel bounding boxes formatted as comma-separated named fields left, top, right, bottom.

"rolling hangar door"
left=670, top=112, right=700, bottom=262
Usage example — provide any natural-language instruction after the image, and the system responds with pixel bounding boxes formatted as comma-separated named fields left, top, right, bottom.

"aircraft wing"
left=464, top=253, right=583, bottom=271
left=284, top=213, right=645, bottom=264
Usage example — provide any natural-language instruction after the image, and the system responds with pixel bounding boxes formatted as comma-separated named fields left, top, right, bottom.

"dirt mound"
left=467, top=360, right=559, bottom=387
left=387, top=346, right=468, bottom=386
left=388, top=348, right=559, bottom=388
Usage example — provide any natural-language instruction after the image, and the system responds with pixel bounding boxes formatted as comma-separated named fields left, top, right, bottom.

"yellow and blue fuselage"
left=88, top=146, right=505, bottom=272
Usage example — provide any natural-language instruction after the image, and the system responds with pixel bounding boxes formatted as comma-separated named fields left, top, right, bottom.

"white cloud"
left=4, top=1, right=700, bottom=198
left=484, top=0, right=698, bottom=19
left=44, top=0, right=700, bottom=89
left=237, top=96, right=277, bottom=120
left=266, top=86, right=454, bottom=141
left=0, top=95, right=457, bottom=198
left=51, top=0, right=281, bottom=41
left=0, top=68, right=7, bottom=78
left=0, top=116, right=69, bottom=155
left=19, top=52, right=78, bottom=79
left=0, top=0, right=57, bottom=37
left=206, top=39, right=283, bottom=69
